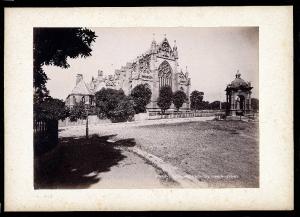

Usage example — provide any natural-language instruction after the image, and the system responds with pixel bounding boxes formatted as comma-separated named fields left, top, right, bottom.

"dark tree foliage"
left=190, top=90, right=204, bottom=111
left=221, top=102, right=229, bottom=110
left=95, top=88, right=126, bottom=118
left=173, top=90, right=187, bottom=111
left=69, top=101, right=87, bottom=122
left=95, top=88, right=135, bottom=122
left=34, top=97, right=69, bottom=121
left=108, top=97, right=135, bottom=123
left=198, top=101, right=210, bottom=110
left=33, top=28, right=97, bottom=100
left=209, top=101, right=222, bottom=110
left=251, top=98, right=259, bottom=112
left=130, top=84, right=152, bottom=114
left=157, top=86, right=173, bottom=114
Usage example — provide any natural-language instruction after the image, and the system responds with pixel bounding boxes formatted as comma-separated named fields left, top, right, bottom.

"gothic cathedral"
left=66, top=36, right=191, bottom=111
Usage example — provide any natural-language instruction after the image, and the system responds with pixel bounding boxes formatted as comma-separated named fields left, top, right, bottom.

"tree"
left=251, top=98, right=259, bottom=112
left=209, top=101, right=221, bottom=110
left=69, top=101, right=87, bottom=122
left=130, top=84, right=152, bottom=114
left=157, top=86, right=173, bottom=114
left=108, top=97, right=135, bottom=123
left=34, top=97, right=69, bottom=121
left=199, top=101, right=210, bottom=110
left=33, top=28, right=97, bottom=102
left=221, top=102, right=229, bottom=110
left=95, top=88, right=135, bottom=122
left=190, top=90, right=204, bottom=111
left=173, top=90, right=187, bottom=111
left=95, top=88, right=126, bottom=118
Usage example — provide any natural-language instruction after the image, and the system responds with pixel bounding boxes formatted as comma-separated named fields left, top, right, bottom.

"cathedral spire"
left=185, top=66, right=189, bottom=78
left=151, top=33, right=157, bottom=54
left=173, top=40, right=178, bottom=59
left=163, top=34, right=168, bottom=41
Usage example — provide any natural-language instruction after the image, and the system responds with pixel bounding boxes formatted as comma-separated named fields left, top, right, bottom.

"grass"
left=122, top=120, right=259, bottom=188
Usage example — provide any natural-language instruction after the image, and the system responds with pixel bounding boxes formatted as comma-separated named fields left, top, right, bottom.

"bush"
left=221, top=102, right=229, bottom=110
left=108, top=97, right=135, bottom=123
left=173, top=90, right=187, bottom=111
left=69, top=101, right=87, bottom=122
left=95, top=88, right=126, bottom=119
left=190, top=90, right=204, bottom=111
left=209, top=101, right=221, bottom=110
left=34, top=97, right=69, bottom=121
left=95, top=88, right=135, bottom=122
left=130, top=84, right=152, bottom=114
left=157, top=86, right=173, bottom=114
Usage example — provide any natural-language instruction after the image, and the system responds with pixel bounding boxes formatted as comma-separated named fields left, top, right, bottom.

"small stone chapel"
left=225, top=71, right=253, bottom=116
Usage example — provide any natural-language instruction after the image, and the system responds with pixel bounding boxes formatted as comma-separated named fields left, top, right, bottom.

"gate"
left=34, top=119, right=58, bottom=155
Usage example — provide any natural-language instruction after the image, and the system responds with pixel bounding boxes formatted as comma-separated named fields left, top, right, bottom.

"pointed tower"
left=173, top=40, right=178, bottom=59
left=185, top=66, right=189, bottom=78
left=150, top=33, right=157, bottom=54
left=150, top=33, right=157, bottom=70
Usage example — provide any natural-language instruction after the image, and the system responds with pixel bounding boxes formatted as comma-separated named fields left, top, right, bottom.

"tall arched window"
left=158, top=60, right=172, bottom=90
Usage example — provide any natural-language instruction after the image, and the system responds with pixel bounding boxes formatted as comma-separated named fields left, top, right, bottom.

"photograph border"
left=1, top=0, right=297, bottom=214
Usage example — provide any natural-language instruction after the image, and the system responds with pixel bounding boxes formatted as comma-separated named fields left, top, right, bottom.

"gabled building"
left=65, top=74, right=95, bottom=108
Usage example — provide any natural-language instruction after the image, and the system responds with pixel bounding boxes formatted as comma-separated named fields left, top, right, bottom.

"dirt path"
left=88, top=148, right=178, bottom=189
left=35, top=134, right=178, bottom=189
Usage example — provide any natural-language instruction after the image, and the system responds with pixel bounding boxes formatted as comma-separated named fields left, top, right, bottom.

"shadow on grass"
left=34, top=134, right=136, bottom=189
left=58, top=128, right=65, bottom=132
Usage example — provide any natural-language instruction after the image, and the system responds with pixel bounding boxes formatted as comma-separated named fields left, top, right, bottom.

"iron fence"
left=34, top=119, right=58, bottom=155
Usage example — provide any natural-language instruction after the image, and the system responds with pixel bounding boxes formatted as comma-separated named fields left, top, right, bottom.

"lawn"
left=106, top=120, right=259, bottom=188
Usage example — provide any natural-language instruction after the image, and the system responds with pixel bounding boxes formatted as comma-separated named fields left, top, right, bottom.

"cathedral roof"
left=70, top=79, right=93, bottom=95
left=158, top=36, right=169, bottom=46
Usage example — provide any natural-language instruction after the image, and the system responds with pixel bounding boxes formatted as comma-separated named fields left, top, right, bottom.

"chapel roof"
left=226, top=71, right=252, bottom=90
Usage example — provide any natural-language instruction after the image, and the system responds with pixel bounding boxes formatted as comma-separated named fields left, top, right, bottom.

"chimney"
left=76, top=74, right=83, bottom=85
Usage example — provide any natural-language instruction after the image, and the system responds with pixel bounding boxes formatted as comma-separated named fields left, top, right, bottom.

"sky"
left=44, top=27, right=259, bottom=102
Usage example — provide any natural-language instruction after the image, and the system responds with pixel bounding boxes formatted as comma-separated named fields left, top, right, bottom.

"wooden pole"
left=86, top=107, right=89, bottom=139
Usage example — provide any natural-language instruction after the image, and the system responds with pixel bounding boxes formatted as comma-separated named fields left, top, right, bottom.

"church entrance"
left=158, top=60, right=172, bottom=89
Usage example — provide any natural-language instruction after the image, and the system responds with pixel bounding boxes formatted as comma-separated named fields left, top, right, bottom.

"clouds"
left=44, top=27, right=258, bottom=102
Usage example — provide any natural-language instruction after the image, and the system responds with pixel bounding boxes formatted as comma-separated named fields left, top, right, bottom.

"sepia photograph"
left=4, top=6, right=293, bottom=211
left=33, top=27, right=259, bottom=189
